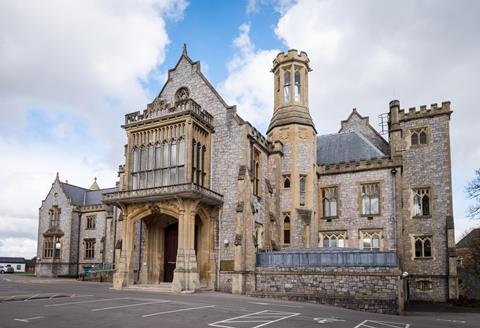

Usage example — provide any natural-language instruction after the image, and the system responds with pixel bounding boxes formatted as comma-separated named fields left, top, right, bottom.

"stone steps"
left=126, top=283, right=173, bottom=293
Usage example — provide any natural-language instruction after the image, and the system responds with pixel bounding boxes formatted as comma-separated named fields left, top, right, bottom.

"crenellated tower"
left=268, top=49, right=317, bottom=249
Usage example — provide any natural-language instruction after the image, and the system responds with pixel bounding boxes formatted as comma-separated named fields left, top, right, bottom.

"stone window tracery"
left=361, top=230, right=381, bottom=250
left=131, top=139, right=185, bottom=190
left=410, top=127, right=428, bottom=146
left=414, top=236, right=432, bottom=258
left=322, top=187, right=338, bottom=218
left=283, top=215, right=291, bottom=245
left=416, top=280, right=433, bottom=291
left=361, top=183, right=380, bottom=215
left=320, top=231, right=346, bottom=248
left=48, top=206, right=61, bottom=227
left=175, top=87, right=189, bottom=101
left=86, top=215, right=96, bottom=230
left=413, top=188, right=431, bottom=217
left=84, top=238, right=96, bottom=259
left=43, top=238, right=54, bottom=258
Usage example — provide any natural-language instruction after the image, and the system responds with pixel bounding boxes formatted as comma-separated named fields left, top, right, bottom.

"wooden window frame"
left=412, top=187, right=432, bottom=218
left=84, top=238, right=96, bottom=260
left=359, top=229, right=383, bottom=251
left=359, top=182, right=381, bottom=217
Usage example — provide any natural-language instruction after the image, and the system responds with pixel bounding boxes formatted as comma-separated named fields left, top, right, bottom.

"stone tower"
left=268, top=49, right=318, bottom=248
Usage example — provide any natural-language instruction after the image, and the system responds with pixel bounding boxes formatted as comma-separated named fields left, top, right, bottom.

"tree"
left=466, top=169, right=480, bottom=219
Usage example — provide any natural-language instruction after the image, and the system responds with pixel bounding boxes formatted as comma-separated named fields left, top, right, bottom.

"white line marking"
left=248, top=301, right=304, bottom=309
left=354, top=320, right=410, bottom=328
left=436, top=319, right=466, bottom=324
left=14, top=316, right=45, bottom=323
left=209, top=310, right=300, bottom=328
left=142, top=304, right=215, bottom=317
left=45, top=297, right=130, bottom=307
left=92, top=300, right=169, bottom=312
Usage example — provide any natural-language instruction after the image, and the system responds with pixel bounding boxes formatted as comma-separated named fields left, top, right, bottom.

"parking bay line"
left=45, top=297, right=130, bottom=307
left=92, top=300, right=170, bottom=312
left=142, top=305, right=215, bottom=317
left=209, top=310, right=300, bottom=328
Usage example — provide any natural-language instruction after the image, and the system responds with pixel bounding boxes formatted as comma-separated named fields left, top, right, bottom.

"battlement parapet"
left=317, top=157, right=401, bottom=176
left=272, top=49, right=311, bottom=71
left=247, top=124, right=270, bottom=151
left=389, top=100, right=452, bottom=124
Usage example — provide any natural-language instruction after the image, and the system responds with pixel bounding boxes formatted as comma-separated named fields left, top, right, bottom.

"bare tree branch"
left=466, top=169, right=480, bottom=219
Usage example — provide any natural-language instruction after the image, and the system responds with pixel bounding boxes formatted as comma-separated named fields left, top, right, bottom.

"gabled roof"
left=456, top=228, right=480, bottom=248
left=0, top=257, right=25, bottom=263
left=60, top=182, right=117, bottom=206
left=317, top=131, right=386, bottom=165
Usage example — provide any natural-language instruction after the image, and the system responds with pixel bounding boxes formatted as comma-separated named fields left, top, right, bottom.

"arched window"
left=175, top=87, right=189, bottom=101
left=283, top=175, right=290, bottom=188
left=283, top=216, right=291, bottom=245
left=178, top=139, right=185, bottom=184
left=362, top=231, right=381, bottom=250
left=322, top=187, right=338, bottom=218
left=414, top=236, right=432, bottom=258
left=411, top=132, right=419, bottom=145
left=283, top=70, right=291, bottom=102
left=132, top=147, right=139, bottom=172
left=276, top=74, right=280, bottom=93
left=196, top=143, right=201, bottom=184
left=170, top=140, right=177, bottom=184
left=419, top=131, right=427, bottom=144
left=413, top=188, right=430, bottom=217
left=299, top=176, right=306, bottom=206
left=294, top=70, right=301, bottom=102
left=201, top=146, right=206, bottom=186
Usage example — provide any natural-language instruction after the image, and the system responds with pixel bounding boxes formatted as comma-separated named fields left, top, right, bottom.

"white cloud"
left=0, top=0, right=187, bottom=257
left=219, top=23, right=280, bottom=130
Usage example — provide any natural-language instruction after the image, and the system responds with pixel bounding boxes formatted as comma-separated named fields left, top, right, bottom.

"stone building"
left=37, top=47, right=458, bottom=311
left=36, top=175, right=120, bottom=277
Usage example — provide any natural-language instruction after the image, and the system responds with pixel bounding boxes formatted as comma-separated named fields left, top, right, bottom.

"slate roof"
left=0, top=257, right=25, bottom=264
left=456, top=228, right=480, bottom=248
left=61, top=182, right=117, bottom=206
left=317, top=131, right=386, bottom=165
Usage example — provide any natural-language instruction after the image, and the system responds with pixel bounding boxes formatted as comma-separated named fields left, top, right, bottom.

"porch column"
left=113, top=214, right=136, bottom=289
left=172, top=199, right=200, bottom=292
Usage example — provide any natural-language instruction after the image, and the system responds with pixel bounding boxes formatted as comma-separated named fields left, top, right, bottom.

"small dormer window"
left=294, top=70, right=301, bottom=102
left=283, top=70, right=291, bottom=102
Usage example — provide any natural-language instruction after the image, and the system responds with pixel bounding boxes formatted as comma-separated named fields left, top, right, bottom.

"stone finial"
left=182, top=43, right=188, bottom=56
left=89, top=177, right=100, bottom=190
left=56, top=172, right=59, bottom=180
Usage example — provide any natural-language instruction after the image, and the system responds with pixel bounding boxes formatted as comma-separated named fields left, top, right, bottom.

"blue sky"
left=1, top=0, right=479, bottom=258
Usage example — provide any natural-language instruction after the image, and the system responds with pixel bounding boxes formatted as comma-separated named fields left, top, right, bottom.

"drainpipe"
left=76, top=210, right=81, bottom=277
left=216, top=207, right=222, bottom=291
left=112, top=206, right=117, bottom=269
left=391, top=168, right=398, bottom=251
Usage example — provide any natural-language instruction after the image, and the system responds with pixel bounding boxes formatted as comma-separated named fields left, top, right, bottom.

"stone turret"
left=268, top=49, right=316, bottom=133
left=267, top=49, right=318, bottom=249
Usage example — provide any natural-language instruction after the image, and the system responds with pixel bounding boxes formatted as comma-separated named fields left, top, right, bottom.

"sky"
left=1, top=0, right=479, bottom=258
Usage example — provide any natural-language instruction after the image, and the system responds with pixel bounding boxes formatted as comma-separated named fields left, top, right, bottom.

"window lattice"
left=322, top=187, right=338, bottom=218
left=84, top=239, right=96, bottom=259
left=320, top=231, right=346, bottom=248
left=86, top=216, right=96, bottom=230
left=413, top=188, right=430, bottom=217
left=362, top=231, right=381, bottom=250
left=361, top=183, right=380, bottom=215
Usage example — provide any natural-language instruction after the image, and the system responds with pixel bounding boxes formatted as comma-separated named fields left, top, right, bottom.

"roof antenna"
left=182, top=43, right=188, bottom=56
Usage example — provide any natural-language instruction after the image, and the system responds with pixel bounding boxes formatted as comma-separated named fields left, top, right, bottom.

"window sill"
left=412, top=215, right=432, bottom=219
left=360, top=214, right=380, bottom=218
left=414, top=257, right=433, bottom=260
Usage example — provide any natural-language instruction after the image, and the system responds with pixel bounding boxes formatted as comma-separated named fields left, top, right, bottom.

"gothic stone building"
left=37, top=48, right=458, bottom=311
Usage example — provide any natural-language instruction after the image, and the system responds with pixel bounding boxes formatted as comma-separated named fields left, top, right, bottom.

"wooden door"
left=164, top=222, right=178, bottom=282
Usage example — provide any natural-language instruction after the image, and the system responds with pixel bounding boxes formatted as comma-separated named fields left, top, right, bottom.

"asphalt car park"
left=1, top=275, right=479, bottom=328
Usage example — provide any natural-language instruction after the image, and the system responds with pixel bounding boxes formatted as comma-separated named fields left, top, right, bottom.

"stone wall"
left=252, top=266, right=402, bottom=314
